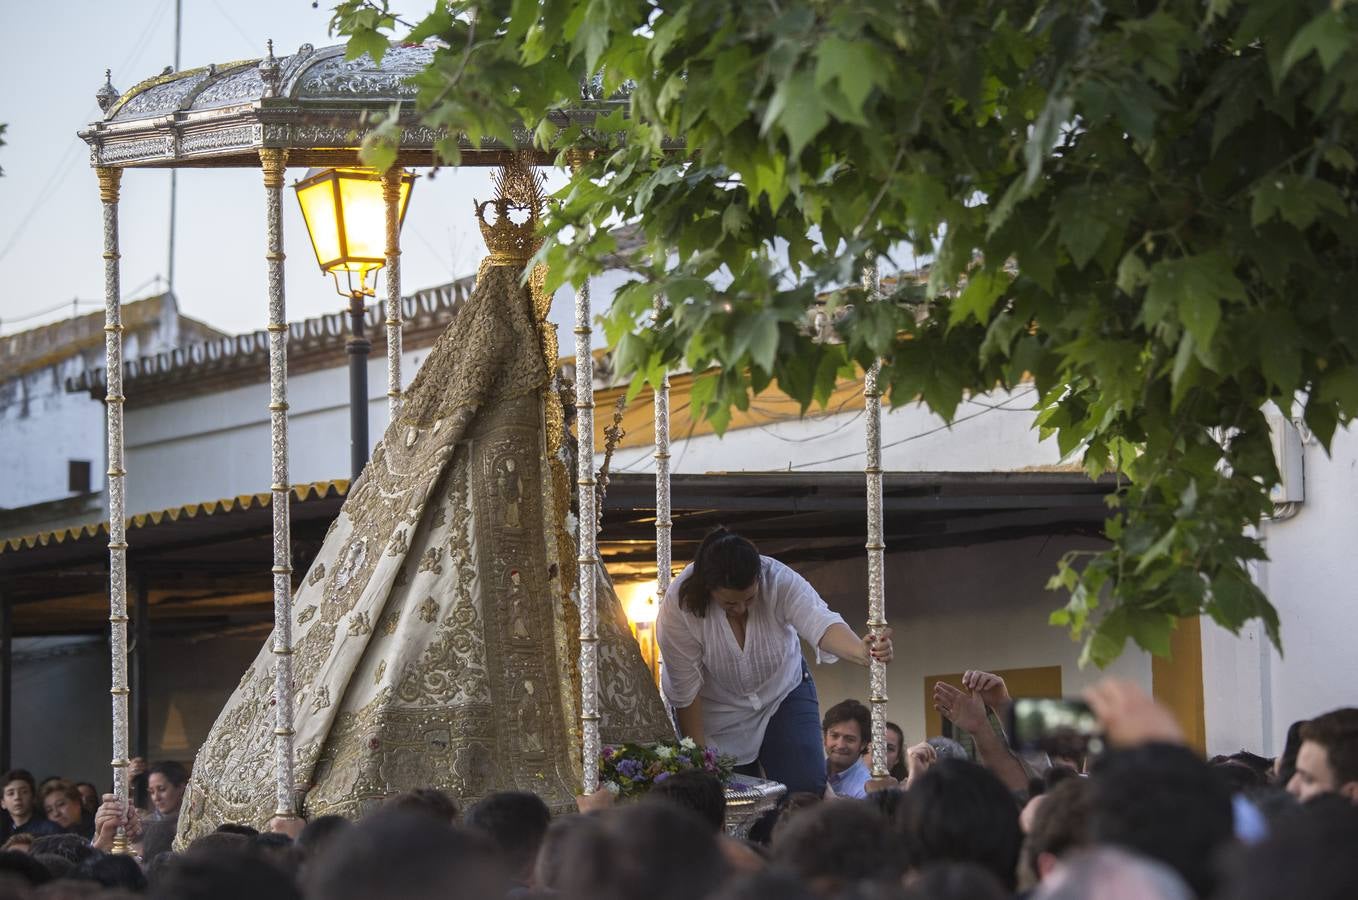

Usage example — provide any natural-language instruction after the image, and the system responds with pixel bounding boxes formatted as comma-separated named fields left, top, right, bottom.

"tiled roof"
left=1, top=294, right=219, bottom=379
left=0, top=479, right=349, bottom=555
left=66, top=278, right=472, bottom=401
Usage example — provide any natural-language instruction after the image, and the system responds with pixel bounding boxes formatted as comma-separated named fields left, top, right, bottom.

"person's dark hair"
left=894, top=758, right=1022, bottom=891
left=677, top=528, right=762, bottom=618
left=28, top=834, right=97, bottom=868
left=144, top=850, right=177, bottom=890
left=900, top=862, right=1008, bottom=900
left=383, top=787, right=459, bottom=824
left=1024, top=775, right=1092, bottom=884
left=140, top=820, right=177, bottom=863
left=149, top=847, right=301, bottom=900
left=1277, top=719, right=1306, bottom=787
left=0, top=770, right=35, bottom=794
left=78, top=853, right=147, bottom=891
left=533, top=814, right=601, bottom=892
left=707, top=869, right=819, bottom=900
left=0, top=850, right=53, bottom=887
left=553, top=803, right=727, bottom=900
left=465, top=791, right=552, bottom=879
left=252, top=832, right=300, bottom=877
left=185, top=832, right=252, bottom=857
left=823, top=699, right=871, bottom=741
left=148, top=761, right=188, bottom=788
left=862, top=786, right=905, bottom=820
left=1299, top=707, right=1358, bottom=788
left=295, top=814, right=351, bottom=859
left=306, top=810, right=505, bottom=900
left=886, top=722, right=907, bottom=782
left=1209, top=756, right=1267, bottom=794
left=130, top=771, right=149, bottom=812
left=1087, top=742, right=1232, bottom=898
left=772, top=799, right=906, bottom=891
left=772, top=791, right=824, bottom=844
left=644, top=770, right=726, bottom=833
left=73, top=787, right=99, bottom=819
left=215, top=823, right=260, bottom=838
left=29, top=854, right=74, bottom=881
left=1215, top=795, right=1358, bottom=900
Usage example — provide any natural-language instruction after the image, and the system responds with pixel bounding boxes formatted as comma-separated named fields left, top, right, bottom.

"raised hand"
left=904, top=741, right=937, bottom=786
left=933, top=681, right=989, bottom=734
left=961, top=670, right=1012, bottom=714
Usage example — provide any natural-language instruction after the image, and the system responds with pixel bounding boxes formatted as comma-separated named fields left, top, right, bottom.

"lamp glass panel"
left=334, top=172, right=387, bottom=272
left=296, top=176, right=344, bottom=271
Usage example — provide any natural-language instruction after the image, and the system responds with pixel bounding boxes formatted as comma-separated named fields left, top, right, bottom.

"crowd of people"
left=1, top=669, right=1354, bottom=899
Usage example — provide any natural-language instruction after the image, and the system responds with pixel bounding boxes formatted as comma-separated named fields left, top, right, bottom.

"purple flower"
left=704, top=748, right=717, bottom=763
left=602, top=746, right=615, bottom=760
left=655, top=772, right=670, bottom=783
left=617, top=758, right=642, bottom=778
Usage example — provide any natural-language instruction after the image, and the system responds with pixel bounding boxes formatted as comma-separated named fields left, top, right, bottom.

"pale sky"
left=0, top=0, right=502, bottom=339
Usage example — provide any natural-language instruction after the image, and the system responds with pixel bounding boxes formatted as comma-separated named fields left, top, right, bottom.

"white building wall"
left=1202, top=423, right=1358, bottom=757
left=601, top=389, right=1058, bottom=475
left=0, top=354, right=106, bottom=509
left=124, top=346, right=433, bottom=514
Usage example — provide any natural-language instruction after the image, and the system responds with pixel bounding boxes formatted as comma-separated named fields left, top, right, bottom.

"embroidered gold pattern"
left=177, top=170, right=672, bottom=845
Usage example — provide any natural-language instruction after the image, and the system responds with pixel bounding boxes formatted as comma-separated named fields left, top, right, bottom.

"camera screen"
left=1010, top=697, right=1104, bottom=758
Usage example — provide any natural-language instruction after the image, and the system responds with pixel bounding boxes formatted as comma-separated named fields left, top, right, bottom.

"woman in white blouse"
left=657, top=528, right=893, bottom=796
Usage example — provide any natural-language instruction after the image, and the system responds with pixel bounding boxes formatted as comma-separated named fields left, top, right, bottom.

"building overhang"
left=0, top=471, right=1113, bottom=636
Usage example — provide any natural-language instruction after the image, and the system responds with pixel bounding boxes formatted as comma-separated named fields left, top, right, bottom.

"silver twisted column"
left=260, top=148, right=296, bottom=818
left=382, top=169, right=404, bottom=420
left=575, top=276, right=600, bottom=794
left=653, top=299, right=672, bottom=699
left=862, top=260, right=889, bottom=779
left=97, top=167, right=132, bottom=853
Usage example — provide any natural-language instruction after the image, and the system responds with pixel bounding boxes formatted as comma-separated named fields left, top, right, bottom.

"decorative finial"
left=96, top=69, right=119, bottom=114
left=260, top=39, right=281, bottom=98
left=474, top=154, right=547, bottom=266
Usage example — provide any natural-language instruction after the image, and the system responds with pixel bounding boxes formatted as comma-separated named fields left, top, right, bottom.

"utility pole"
left=167, top=0, right=182, bottom=295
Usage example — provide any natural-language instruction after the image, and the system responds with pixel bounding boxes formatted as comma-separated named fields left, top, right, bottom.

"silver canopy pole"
left=862, top=259, right=889, bottom=779
left=259, top=147, right=297, bottom=818
left=97, top=165, right=133, bottom=854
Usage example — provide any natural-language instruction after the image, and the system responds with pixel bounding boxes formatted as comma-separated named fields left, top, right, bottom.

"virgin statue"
left=176, top=160, right=673, bottom=843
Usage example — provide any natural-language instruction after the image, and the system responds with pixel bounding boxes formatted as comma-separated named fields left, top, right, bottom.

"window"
left=69, top=459, right=92, bottom=494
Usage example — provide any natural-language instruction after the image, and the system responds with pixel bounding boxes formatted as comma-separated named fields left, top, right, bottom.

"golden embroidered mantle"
left=176, top=261, right=671, bottom=842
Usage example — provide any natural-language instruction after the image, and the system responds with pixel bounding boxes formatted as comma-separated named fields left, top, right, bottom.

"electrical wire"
left=0, top=0, right=174, bottom=265
left=787, top=386, right=1039, bottom=470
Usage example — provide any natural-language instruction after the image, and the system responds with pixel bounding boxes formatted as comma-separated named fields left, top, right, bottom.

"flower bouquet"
left=598, top=737, right=736, bottom=799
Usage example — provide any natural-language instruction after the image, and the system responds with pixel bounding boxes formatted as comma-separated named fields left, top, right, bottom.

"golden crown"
left=476, top=158, right=547, bottom=266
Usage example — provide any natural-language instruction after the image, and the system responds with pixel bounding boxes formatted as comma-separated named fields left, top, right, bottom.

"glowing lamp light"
left=294, top=167, right=414, bottom=284
left=619, top=580, right=661, bottom=686
left=622, top=581, right=659, bottom=627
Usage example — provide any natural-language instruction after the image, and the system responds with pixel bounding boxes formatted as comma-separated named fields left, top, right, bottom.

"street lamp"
left=294, top=167, right=415, bottom=479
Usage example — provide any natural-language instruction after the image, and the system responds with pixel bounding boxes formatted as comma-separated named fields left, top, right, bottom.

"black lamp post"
left=294, top=167, right=414, bottom=479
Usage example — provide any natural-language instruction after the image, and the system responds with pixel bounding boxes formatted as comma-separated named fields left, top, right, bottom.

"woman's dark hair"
left=1276, top=719, right=1306, bottom=787
left=149, top=760, right=189, bottom=788
left=886, top=722, right=907, bottom=782
left=677, top=528, right=762, bottom=618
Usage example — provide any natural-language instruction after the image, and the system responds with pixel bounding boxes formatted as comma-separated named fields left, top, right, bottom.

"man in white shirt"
left=823, top=699, right=872, bottom=798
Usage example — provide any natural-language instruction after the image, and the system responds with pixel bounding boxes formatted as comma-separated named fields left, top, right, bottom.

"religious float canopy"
left=75, top=39, right=807, bottom=845
left=81, top=42, right=608, bottom=168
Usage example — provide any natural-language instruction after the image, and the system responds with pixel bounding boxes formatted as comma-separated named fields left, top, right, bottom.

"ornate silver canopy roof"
left=80, top=41, right=621, bottom=169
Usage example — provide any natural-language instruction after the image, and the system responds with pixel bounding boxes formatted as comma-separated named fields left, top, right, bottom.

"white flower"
left=679, top=737, right=697, bottom=750
left=655, top=745, right=675, bottom=760
left=603, top=780, right=621, bottom=795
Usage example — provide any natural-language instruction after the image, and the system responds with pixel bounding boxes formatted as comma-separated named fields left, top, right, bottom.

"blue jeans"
left=734, top=662, right=826, bottom=796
